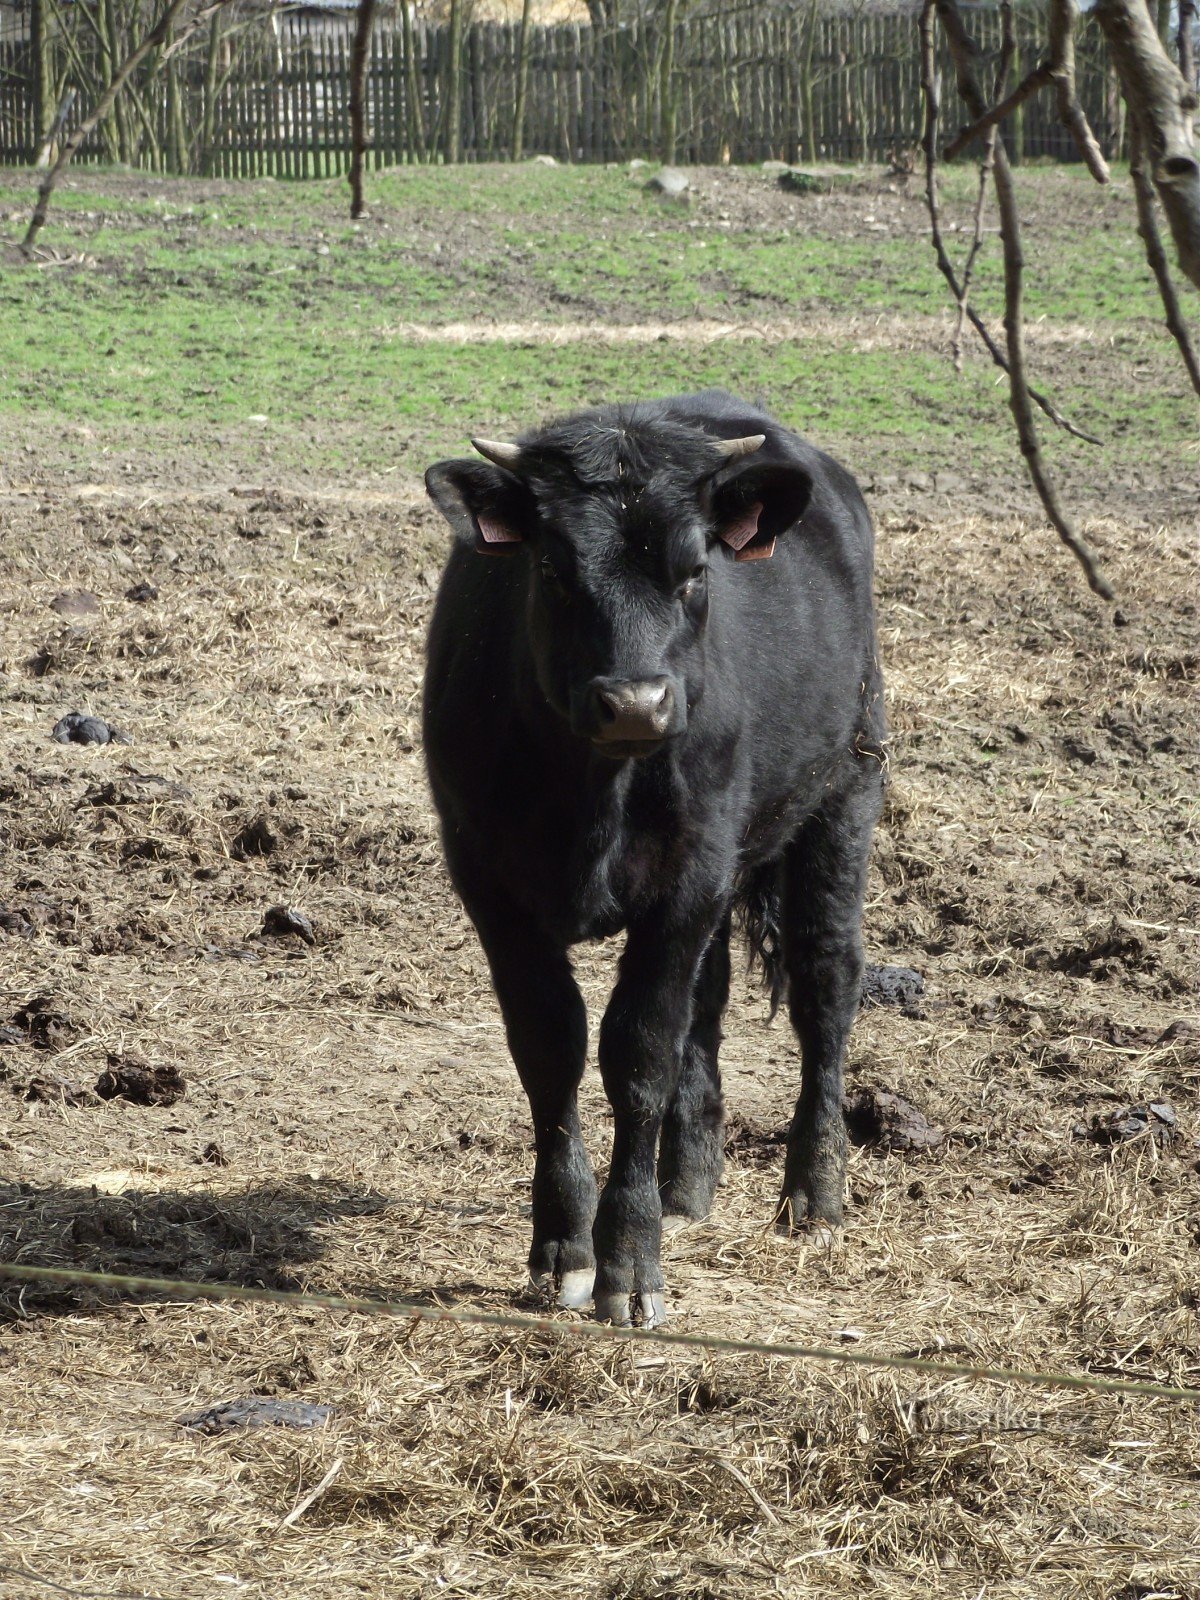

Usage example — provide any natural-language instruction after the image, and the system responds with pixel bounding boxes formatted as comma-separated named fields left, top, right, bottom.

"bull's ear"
left=710, top=460, right=812, bottom=563
left=425, top=459, right=534, bottom=556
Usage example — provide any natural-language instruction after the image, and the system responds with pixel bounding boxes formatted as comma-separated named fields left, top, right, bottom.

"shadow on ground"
left=0, top=1176, right=389, bottom=1318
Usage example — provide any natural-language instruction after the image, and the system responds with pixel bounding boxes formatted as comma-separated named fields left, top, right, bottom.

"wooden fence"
left=0, top=6, right=1126, bottom=175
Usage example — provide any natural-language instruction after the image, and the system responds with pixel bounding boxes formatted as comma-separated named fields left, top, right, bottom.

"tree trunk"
left=166, top=22, right=186, bottom=174
left=31, top=0, right=54, bottom=145
left=94, top=0, right=120, bottom=162
left=659, top=0, right=678, bottom=162
left=800, top=0, right=818, bottom=165
left=400, top=2, right=427, bottom=163
left=512, top=0, right=533, bottom=160
left=1094, top=0, right=1200, bottom=289
left=446, top=0, right=463, bottom=163
left=349, top=0, right=378, bottom=214
left=104, top=0, right=135, bottom=163
left=202, top=8, right=223, bottom=176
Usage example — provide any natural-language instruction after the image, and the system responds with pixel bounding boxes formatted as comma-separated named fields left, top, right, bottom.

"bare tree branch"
left=934, top=0, right=1115, bottom=600
left=955, top=137, right=998, bottom=370
left=1095, top=0, right=1200, bottom=290
left=1130, top=126, right=1200, bottom=396
left=954, top=0, right=1012, bottom=368
left=920, top=0, right=1101, bottom=446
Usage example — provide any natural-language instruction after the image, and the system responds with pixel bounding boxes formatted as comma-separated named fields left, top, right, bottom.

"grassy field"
left=1, top=160, right=1198, bottom=1600
left=2, top=160, right=1196, bottom=508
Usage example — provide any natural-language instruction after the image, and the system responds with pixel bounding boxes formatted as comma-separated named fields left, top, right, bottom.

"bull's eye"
left=680, top=564, right=707, bottom=603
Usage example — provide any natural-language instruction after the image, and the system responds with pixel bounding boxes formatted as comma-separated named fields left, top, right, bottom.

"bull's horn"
left=712, top=434, right=766, bottom=460
left=471, top=437, right=523, bottom=470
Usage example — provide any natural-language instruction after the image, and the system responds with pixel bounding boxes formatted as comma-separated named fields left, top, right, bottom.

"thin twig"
left=716, top=1459, right=782, bottom=1526
left=1129, top=127, right=1200, bottom=397
left=934, top=0, right=1115, bottom=600
left=279, top=1456, right=345, bottom=1529
left=919, top=0, right=1100, bottom=446
left=953, top=144, right=995, bottom=370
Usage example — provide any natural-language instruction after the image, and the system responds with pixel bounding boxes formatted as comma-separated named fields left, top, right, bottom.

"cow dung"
left=1073, top=1101, right=1177, bottom=1147
left=95, top=1056, right=186, bottom=1108
left=845, top=1086, right=944, bottom=1152
left=861, top=963, right=925, bottom=1010
left=261, top=905, right=316, bottom=945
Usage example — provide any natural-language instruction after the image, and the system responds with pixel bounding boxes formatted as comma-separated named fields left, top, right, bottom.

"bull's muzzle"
left=585, top=676, right=676, bottom=751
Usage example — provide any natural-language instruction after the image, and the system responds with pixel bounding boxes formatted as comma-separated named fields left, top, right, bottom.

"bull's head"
left=425, top=411, right=811, bottom=758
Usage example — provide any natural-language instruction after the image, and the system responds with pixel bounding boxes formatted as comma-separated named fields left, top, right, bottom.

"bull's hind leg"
left=658, top=915, right=731, bottom=1226
left=777, top=770, right=881, bottom=1235
left=466, top=889, right=598, bottom=1309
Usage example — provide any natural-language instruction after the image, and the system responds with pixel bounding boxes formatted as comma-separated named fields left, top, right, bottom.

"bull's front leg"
left=593, top=908, right=717, bottom=1327
left=463, top=881, right=598, bottom=1310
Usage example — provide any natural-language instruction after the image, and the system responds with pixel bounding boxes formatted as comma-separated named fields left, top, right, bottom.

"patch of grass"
left=1, top=161, right=1193, bottom=486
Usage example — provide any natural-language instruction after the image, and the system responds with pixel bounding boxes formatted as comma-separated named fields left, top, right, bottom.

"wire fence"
left=3, top=1261, right=1198, bottom=1405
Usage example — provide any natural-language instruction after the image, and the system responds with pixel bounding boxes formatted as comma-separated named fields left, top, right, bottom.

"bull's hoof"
left=773, top=1193, right=841, bottom=1245
left=529, top=1266, right=596, bottom=1310
left=594, top=1289, right=667, bottom=1328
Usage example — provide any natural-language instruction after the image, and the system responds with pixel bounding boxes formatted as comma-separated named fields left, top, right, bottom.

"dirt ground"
left=0, top=451, right=1197, bottom=1600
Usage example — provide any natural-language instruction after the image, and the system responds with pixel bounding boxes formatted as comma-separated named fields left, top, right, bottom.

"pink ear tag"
left=718, top=500, right=774, bottom=562
left=475, top=513, right=523, bottom=555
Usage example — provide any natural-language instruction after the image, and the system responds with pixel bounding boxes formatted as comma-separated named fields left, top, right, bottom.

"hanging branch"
left=1179, top=0, right=1196, bottom=90
left=1046, top=0, right=1109, bottom=182
left=932, top=0, right=1114, bottom=599
left=21, top=0, right=216, bottom=256
left=946, top=0, right=1108, bottom=180
left=349, top=0, right=378, bottom=218
left=919, top=0, right=1100, bottom=445
left=1094, top=0, right=1200, bottom=290
left=955, top=0, right=1016, bottom=365
left=1130, top=128, right=1200, bottom=397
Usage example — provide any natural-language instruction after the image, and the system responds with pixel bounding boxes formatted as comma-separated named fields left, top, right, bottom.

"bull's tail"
left=735, top=860, right=787, bottom=1020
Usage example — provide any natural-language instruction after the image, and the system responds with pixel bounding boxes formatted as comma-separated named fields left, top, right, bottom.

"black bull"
left=423, top=390, right=885, bottom=1326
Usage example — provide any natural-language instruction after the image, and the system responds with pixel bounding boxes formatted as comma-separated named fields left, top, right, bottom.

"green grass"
left=1, top=161, right=1194, bottom=483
